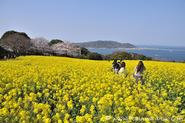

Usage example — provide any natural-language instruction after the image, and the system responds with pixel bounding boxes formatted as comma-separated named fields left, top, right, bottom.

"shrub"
left=88, top=52, right=103, bottom=60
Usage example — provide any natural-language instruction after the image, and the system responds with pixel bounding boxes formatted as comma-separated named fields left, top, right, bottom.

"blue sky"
left=0, top=0, right=185, bottom=46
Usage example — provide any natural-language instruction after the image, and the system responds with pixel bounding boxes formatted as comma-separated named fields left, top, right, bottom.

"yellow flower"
left=0, top=107, right=9, bottom=115
left=67, top=100, right=73, bottom=110
left=58, top=119, right=62, bottom=123
left=76, top=116, right=85, bottom=123
left=19, top=110, right=26, bottom=118
left=80, top=105, right=86, bottom=115
left=100, top=115, right=111, bottom=122
left=0, top=56, right=185, bottom=122
left=33, top=108, right=38, bottom=113
left=44, top=118, right=51, bottom=123
left=64, top=113, right=70, bottom=120
left=63, top=94, right=69, bottom=102
left=90, top=105, right=95, bottom=114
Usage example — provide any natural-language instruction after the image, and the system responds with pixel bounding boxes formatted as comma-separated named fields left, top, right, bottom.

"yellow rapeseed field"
left=0, top=56, right=185, bottom=123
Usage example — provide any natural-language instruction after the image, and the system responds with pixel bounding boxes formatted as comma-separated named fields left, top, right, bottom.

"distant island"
left=73, top=40, right=136, bottom=48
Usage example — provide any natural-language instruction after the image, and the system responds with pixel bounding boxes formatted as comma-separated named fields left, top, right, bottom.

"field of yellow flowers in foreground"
left=0, top=56, right=185, bottom=123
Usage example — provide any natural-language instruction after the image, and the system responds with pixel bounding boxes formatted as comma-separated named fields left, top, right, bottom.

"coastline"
left=87, top=47, right=185, bottom=62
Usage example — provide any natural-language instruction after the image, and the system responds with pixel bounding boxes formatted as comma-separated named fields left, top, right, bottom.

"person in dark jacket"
left=112, top=59, right=120, bottom=74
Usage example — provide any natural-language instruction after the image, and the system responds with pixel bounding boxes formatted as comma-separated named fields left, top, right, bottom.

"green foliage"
left=87, top=52, right=103, bottom=60
left=48, top=39, right=63, bottom=46
left=80, top=47, right=90, bottom=56
left=79, top=47, right=103, bottom=60
left=105, top=51, right=152, bottom=60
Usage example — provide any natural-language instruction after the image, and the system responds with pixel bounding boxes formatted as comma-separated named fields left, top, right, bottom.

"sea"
left=88, top=45, right=185, bottom=62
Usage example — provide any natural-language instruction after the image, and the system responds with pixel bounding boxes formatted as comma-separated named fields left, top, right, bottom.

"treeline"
left=79, top=47, right=152, bottom=60
left=0, top=30, right=152, bottom=61
left=104, top=51, right=152, bottom=60
left=0, top=31, right=81, bottom=59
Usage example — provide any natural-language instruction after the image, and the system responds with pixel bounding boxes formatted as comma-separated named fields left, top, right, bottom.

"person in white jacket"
left=133, top=61, right=145, bottom=85
left=118, top=62, right=128, bottom=77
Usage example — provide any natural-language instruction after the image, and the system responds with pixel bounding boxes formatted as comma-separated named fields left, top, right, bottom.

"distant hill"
left=0, top=30, right=31, bottom=55
left=73, top=40, right=136, bottom=48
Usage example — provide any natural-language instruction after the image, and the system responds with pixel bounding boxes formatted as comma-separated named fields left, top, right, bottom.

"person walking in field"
left=112, top=59, right=120, bottom=74
left=118, top=61, right=128, bottom=77
left=133, top=60, right=145, bottom=85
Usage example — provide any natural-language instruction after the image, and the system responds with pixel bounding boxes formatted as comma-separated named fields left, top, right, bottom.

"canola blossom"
left=0, top=56, right=185, bottom=123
